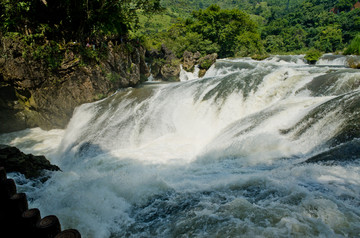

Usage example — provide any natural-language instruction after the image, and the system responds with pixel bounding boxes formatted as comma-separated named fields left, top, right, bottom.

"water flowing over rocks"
left=0, top=37, right=149, bottom=133
left=3, top=56, right=360, bottom=237
left=0, top=144, right=60, bottom=178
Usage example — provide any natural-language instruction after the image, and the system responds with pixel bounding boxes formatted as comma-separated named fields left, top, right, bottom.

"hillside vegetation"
left=137, top=0, right=360, bottom=58
left=0, top=0, right=359, bottom=64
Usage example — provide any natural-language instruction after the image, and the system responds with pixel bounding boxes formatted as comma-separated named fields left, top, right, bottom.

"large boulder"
left=0, top=145, right=60, bottom=178
left=346, top=55, right=360, bottom=69
left=160, top=60, right=181, bottom=81
left=198, top=53, right=218, bottom=70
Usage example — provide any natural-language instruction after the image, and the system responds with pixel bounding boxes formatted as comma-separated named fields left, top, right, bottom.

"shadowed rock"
left=0, top=145, right=60, bottom=178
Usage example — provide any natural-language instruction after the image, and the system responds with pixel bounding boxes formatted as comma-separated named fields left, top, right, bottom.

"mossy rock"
left=346, top=56, right=360, bottom=69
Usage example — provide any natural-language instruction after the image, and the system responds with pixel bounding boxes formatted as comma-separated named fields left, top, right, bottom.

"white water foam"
left=2, top=57, right=360, bottom=238
left=179, top=64, right=201, bottom=81
left=316, top=54, right=347, bottom=66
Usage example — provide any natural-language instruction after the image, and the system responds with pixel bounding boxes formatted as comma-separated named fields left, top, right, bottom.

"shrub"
left=305, top=48, right=322, bottom=64
left=344, top=34, right=360, bottom=55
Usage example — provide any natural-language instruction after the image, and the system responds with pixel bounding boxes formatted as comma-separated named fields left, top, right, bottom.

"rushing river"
left=1, top=55, right=360, bottom=238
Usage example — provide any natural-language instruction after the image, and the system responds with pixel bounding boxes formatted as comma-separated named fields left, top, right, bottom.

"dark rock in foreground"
left=0, top=144, right=60, bottom=178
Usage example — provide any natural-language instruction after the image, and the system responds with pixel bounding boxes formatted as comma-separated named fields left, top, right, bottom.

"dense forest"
left=138, top=0, right=360, bottom=59
left=0, top=0, right=360, bottom=66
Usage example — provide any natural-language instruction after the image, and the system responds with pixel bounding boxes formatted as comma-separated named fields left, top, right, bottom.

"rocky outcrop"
left=0, top=37, right=149, bottom=133
left=346, top=55, right=360, bottom=69
left=182, top=51, right=218, bottom=78
left=198, top=53, right=218, bottom=77
left=147, top=47, right=218, bottom=81
left=0, top=145, right=60, bottom=178
left=147, top=45, right=181, bottom=81
left=182, top=51, right=201, bottom=72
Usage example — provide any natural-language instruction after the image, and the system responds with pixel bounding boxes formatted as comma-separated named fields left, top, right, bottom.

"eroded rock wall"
left=0, top=38, right=149, bottom=133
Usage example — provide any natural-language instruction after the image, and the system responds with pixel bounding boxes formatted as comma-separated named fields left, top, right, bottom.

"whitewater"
left=1, top=55, right=360, bottom=237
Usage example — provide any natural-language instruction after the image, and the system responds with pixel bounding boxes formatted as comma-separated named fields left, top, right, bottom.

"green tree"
left=188, top=5, right=262, bottom=57
left=315, top=25, right=343, bottom=52
left=0, top=0, right=163, bottom=41
left=336, top=0, right=357, bottom=11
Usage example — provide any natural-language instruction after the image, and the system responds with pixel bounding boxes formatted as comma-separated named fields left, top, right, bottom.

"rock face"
left=0, top=37, right=149, bottom=133
left=0, top=144, right=60, bottom=178
left=147, top=45, right=181, bottom=81
left=147, top=47, right=218, bottom=81
left=198, top=53, right=218, bottom=77
left=182, top=51, right=201, bottom=72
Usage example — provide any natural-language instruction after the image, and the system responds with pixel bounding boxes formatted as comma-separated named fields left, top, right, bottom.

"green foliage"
left=106, top=72, right=120, bottom=82
left=0, top=0, right=162, bottom=72
left=344, top=34, right=360, bottom=55
left=2, top=0, right=359, bottom=65
left=336, top=0, right=357, bottom=11
left=261, top=0, right=359, bottom=54
left=188, top=5, right=262, bottom=57
left=142, top=0, right=358, bottom=57
left=315, top=25, right=343, bottom=52
left=1, top=0, right=163, bottom=41
left=143, top=5, right=263, bottom=58
left=305, top=48, right=323, bottom=64
left=199, top=58, right=214, bottom=70
left=21, top=38, right=64, bottom=70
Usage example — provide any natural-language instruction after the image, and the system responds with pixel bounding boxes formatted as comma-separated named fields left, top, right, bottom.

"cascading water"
left=1, top=56, right=360, bottom=238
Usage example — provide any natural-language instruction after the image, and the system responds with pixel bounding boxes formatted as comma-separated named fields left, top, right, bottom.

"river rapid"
left=1, top=55, right=360, bottom=238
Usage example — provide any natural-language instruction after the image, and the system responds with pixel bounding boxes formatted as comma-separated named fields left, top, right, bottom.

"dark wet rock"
left=281, top=90, right=360, bottom=148
left=296, top=69, right=360, bottom=97
left=0, top=145, right=60, bottom=178
left=305, top=139, right=360, bottom=164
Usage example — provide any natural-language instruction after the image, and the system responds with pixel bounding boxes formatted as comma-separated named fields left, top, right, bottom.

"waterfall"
left=1, top=56, right=360, bottom=238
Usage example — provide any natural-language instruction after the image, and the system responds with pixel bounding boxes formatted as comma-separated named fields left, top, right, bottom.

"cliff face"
left=0, top=38, right=149, bottom=133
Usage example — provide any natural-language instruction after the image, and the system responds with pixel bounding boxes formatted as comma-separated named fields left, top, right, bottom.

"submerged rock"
left=0, top=144, right=60, bottom=178
left=305, top=139, right=360, bottom=164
